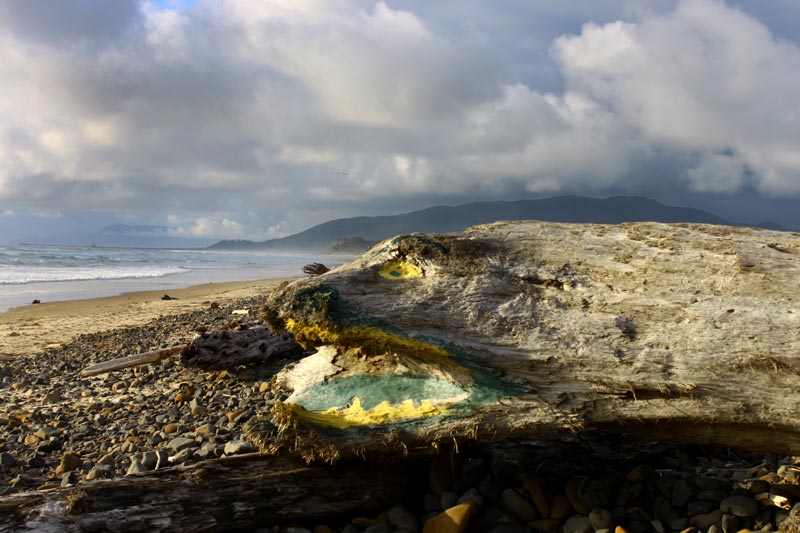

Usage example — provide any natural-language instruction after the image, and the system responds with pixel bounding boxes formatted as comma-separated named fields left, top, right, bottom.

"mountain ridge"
left=208, top=195, right=784, bottom=252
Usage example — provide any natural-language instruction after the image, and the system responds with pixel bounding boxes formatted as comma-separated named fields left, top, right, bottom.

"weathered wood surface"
left=81, top=346, right=184, bottom=377
left=255, top=221, right=800, bottom=460
left=179, top=324, right=302, bottom=369
left=0, top=455, right=415, bottom=532
left=80, top=325, right=302, bottom=376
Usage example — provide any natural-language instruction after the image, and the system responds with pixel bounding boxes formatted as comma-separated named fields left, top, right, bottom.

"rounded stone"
left=387, top=505, right=418, bottom=532
left=564, top=514, right=593, bottom=533
left=720, top=495, right=759, bottom=518
left=590, top=508, right=614, bottom=530
left=550, top=493, right=573, bottom=519
left=441, top=491, right=459, bottom=510
left=223, top=440, right=256, bottom=456
left=457, top=488, right=484, bottom=509
left=501, top=488, right=538, bottom=522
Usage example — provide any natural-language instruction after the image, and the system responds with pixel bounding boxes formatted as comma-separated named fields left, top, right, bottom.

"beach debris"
left=302, top=262, right=330, bottom=276
left=180, top=324, right=302, bottom=369
left=80, top=324, right=303, bottom=377
left=231, top=309, right=249, bottom=315
left=161, top=294, right=177, bottom=301
left=81, top=345, right=186, bottom=377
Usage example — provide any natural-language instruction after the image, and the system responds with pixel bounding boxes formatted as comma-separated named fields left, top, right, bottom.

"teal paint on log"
left=291, top=375, right=467, bottom=412
left=416, top=335, right=530, bottom=403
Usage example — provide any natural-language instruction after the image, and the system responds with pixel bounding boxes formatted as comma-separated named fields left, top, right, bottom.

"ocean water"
left=0, top=244, right=331, bottom=312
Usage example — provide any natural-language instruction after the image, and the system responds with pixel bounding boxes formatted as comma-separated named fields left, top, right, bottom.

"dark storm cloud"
left=1, top=0, right=799, bottom=240
left=0, top=0, right=141, bottom=47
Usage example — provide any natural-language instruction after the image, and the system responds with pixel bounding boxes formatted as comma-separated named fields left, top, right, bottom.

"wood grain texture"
left=257, top=221, right=800, bottom=459
left=0, top=455, right=415, bottom=532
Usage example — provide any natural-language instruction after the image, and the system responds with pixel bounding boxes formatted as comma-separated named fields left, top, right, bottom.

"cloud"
left=0, top=209, right=15, bottom=218
left=553, top=0, right=800, bottom=194
left=0, top=0, right=799, bottom=240
left=165, top=212, right=280, bottom=239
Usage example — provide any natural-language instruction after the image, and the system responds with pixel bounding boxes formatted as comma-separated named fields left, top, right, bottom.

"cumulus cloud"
left=553, top=0, right=800, bottom=194
left=0, top=0, right=799, bottom=240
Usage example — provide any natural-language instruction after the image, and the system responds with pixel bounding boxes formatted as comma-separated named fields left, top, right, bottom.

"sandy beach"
left=0, top=277, right=294, bottom=357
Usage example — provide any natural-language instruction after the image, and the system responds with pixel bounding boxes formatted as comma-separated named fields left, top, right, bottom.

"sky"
left=1, top=0, right=799, bottom=245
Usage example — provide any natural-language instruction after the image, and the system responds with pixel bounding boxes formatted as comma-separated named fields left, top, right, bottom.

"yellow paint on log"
left=379, top=259, right=422, bottom=280
left=284, top=397, right=447, bottom=429
left=285, top=320, right=449, bottom=358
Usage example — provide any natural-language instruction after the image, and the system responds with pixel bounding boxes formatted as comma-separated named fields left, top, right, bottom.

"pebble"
left=550, top=493, right=573, bottom=519
left=720, top=495, right=760, bottom=517
left=690, top=509, right=723, bottom=531
left=589, top=508, right=614, bottom=530
left=422, top=502, right=474, bottom=533
left=387, top=505, right=418, bottom=532
left=167, top=437, right=197, bottom=452
left=223, top=440, right=256, bottom=456
left=457, top=488, right=484, bottom=509
left=85, top=464, right=114, bottom=481
left=139, top=451, right=158, bottom=470
left=424, top=493, right=441, bottom=511
left=196, top=423, right=216, bottom=437
left=126, top=457, right=147, bottom=475
left=672, top=478, right=695, bottom=507
left=440, top=491, right=459, bottom=510
left=0, top=452, right=17, bottom=467
left=55, top=451, right=81, bottom=473
left=564, top=515, right=594, bottom=533
left=501, top=488, right=538, bottom=521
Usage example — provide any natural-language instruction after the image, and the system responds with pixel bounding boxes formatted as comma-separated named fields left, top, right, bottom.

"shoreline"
left=0, top=277, right=295, bottom=356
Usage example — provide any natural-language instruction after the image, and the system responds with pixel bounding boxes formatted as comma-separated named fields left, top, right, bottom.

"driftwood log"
left=0, top=455, right=416, bottom=532
left=253, top=221, right=800, bottom=461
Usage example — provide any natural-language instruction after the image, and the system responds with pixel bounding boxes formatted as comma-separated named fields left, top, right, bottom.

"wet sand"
left=0, top=278, right=295, bottom=356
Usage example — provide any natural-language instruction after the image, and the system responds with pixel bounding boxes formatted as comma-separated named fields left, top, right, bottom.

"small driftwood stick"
left=81, top=346, right=185, bottom=377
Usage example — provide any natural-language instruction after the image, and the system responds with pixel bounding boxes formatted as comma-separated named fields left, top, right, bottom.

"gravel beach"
left=1, top=279, right=798, bottom=532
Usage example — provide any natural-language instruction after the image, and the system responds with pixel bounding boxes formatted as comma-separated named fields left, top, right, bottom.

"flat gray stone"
left=223, top=439, right=256, bottom=456
left=167, top=437, right=196, bottom=452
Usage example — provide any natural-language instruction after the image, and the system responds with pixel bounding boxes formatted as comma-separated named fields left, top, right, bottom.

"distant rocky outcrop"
left=325, top=236, right=377, bottom=254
